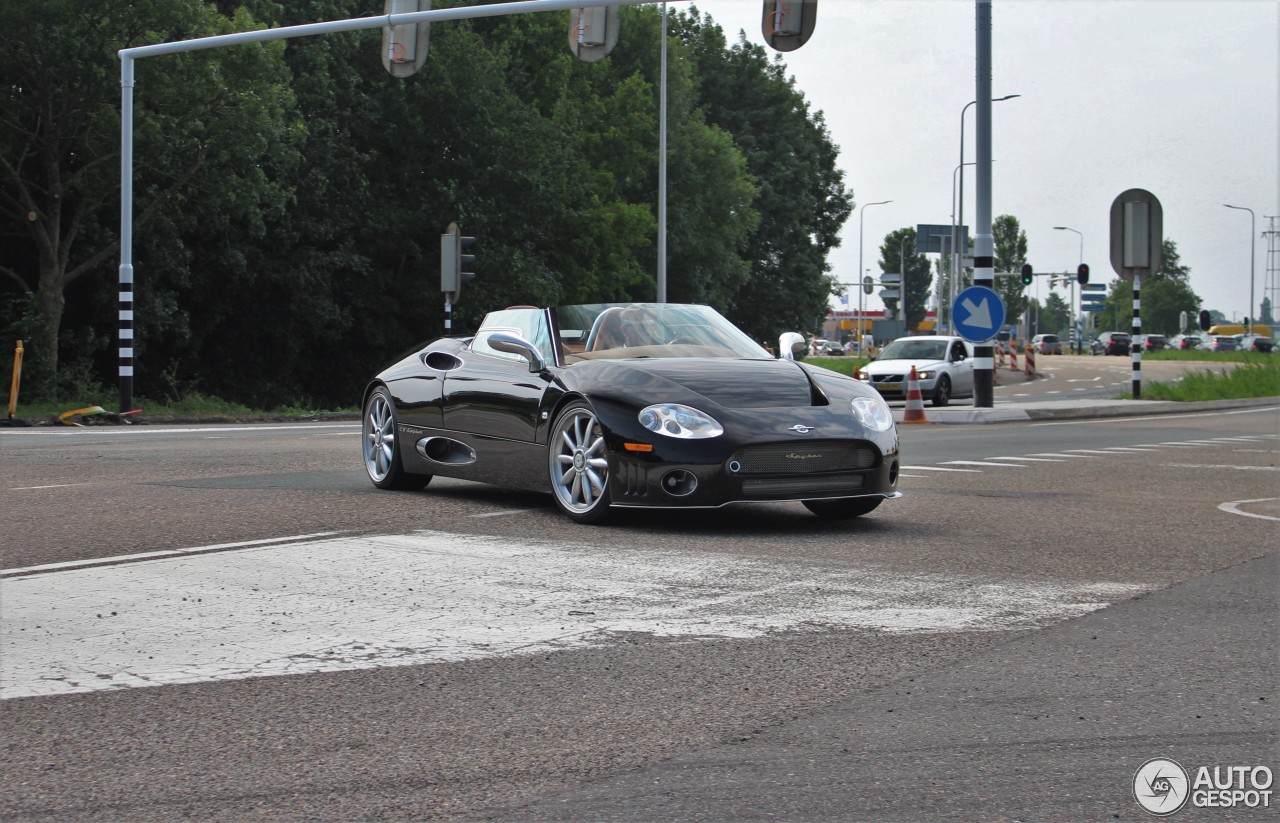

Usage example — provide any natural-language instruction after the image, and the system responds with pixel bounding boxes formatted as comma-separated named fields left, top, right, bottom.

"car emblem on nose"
left=786, top=424, right=814, bottom=434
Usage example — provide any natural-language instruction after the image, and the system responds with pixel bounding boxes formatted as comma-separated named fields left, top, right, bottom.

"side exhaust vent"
left=415, top=437, right=477, bottom=465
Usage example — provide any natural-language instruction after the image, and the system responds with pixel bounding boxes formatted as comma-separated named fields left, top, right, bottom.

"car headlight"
left=915, top=370, right=935, bottom=380
left=638, top=404, right=724, bottom=439
left=851, top=396, right=894, bottom=431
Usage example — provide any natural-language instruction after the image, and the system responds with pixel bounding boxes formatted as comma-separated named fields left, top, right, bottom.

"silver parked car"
left=857, top=335, right=974, bottom=406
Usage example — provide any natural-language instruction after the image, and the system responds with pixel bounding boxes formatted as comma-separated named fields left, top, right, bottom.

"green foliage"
left=1, top=0, right=850, bottom=408
left=1133, top=356, right=1280, bottom=401
left=878, top=228, right=931, bottom=332
left=1100, top=240, right=1201, bottom=335
left=992, top=214, right=1029, bottom=327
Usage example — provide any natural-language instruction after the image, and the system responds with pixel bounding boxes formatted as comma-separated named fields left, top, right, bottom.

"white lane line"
left=8, top=483, right=95, bottom=491
left=1160, top=464, right=1280, bottom=472
left=989, top=456, right=1066, bottom=462
left=470, top=509, right=537, bottom=518
left=941, top=460, right=1028, bottom=468
left=1103, top=447, right=1162, bottom=452
left=1029, top=406, right=1280, bottom=426
left=0, top=529, right=1147, bottom=699
left=1027, top=452, right=1100, bottom=458
left=1063, top=449, right=1120, bottom=455
left=0, top=424, right=361, bottom=436
left=900, top=465, right=983, bottom=473
left=897, top=474, right=932, bottom=479
left=0, top=532, right=343, bottom=578
left=1217, top=498, right=1280, bottom=521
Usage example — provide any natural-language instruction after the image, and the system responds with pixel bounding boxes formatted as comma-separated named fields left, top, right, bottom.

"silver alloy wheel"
left=364, top=391, right=396, bottom=483
left=550, top=407, right=609, bottom=514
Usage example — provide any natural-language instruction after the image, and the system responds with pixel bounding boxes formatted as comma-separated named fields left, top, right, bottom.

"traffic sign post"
left=1110, top=189, right=1163, bottom=399
left=952, top=285, right=1006, bottom=344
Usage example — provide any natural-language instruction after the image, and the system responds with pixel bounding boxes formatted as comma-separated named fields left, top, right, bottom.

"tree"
left=992, top=214, right=1028, bottom=331
left=1101, top=239, right=1201, bottom=335
left=877, top=228, right=931, bottom=332
left=0, top=0, right=299, bottom=398
left=1041, top=291, right=1071, bottom=337
left=677, top=11, right=852, bottom=342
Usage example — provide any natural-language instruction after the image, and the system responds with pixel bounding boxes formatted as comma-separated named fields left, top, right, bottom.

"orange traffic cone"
left=902, top=365, right=930, bottom=424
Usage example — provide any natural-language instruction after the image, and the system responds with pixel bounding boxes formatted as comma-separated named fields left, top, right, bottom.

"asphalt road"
left=1, top=402, right=1277, bottom=821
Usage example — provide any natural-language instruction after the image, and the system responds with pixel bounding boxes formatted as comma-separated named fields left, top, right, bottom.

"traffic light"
left=761, top=0, right=818, bottom=52
left=440, top=222, right=476, bottom=303
left=1020, top=263, right=1033, bottom=286
left=1077, top=263, right=1090, bottom=285
left=1197, top=310, right=1211, bottom=331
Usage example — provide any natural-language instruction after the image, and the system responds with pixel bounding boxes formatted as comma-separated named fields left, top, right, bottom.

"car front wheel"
left=803, top=496, right=883, bottom=519
left=931, top=375, right=952, bottom=407
left=548, top=400, right=612, bottom=524
left=363, top=387, right=432, bottom=490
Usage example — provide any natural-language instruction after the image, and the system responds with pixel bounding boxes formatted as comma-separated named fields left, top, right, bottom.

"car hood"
left=574, top=357, right=821, bottom=409
left=863, top=358, right=948, bottom=375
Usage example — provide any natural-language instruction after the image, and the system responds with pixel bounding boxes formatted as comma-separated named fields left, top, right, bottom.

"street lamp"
left=858, top=199, right=892, bottom=350
left=1224, top=204, right=1256, bottom=334
left=1054, top=226, right=1083, bottom=353
left=955, top=94, right=1020, bottom=311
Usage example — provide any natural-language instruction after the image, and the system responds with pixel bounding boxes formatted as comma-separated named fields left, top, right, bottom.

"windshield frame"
left=549, top=303, right=772, bottom=365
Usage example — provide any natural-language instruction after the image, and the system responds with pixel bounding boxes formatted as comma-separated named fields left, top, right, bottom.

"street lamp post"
left=955, top=93, right=1020, bottom=323
left=1224, top=204, right=1256, bottom=334
left=1054, top=226, right=1083, bottom=353
left=858, top=199, right=892, bottom=351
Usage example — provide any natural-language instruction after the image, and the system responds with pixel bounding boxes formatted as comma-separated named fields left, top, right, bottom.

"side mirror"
left=488, top=332, right=547, bottom=373
left=778, top=332, right=807, bottom=361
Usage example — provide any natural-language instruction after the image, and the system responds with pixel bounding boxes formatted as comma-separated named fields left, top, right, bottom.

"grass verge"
left=1126, top=355, right=1280, bottom=401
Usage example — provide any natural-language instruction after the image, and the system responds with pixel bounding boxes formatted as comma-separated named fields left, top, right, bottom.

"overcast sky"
left=685, top=0, right=1279, bottom=324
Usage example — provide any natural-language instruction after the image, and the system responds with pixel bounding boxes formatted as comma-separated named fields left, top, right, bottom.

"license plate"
left=878, top=382, right=901, bottom=392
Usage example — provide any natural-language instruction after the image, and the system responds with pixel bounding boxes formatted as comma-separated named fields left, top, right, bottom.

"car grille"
left=870, top=374, right=906, bottom=385
left=742, top=475, right=865, bottom=498
left=728, top=441, right=878, bottom=474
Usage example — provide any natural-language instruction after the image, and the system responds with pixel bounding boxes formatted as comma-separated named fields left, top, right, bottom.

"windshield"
left=877, top=339, right=949, bottom=361
left=552, top=303, right=771, bottom=362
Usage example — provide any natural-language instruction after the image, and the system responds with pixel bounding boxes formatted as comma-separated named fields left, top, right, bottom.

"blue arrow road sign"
left=951, top=285, right=1006, bottom=343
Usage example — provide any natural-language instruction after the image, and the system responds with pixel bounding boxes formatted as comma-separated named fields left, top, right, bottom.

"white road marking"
left=0, top=533, right=343, bottom=578
left=1027, top=452, right=1100, bottom=458
left=900, top=465, right=982, bottom=473
left=8, top=483, right=94, bottom=491
left=1063, top=449, right=1119, bottom=455
left=0, top=531, right=1148, bottom=700
left=989, top=456, right=1066, bottom=462
left=1160, top=464, right=1280, bottom=472
left=1103, top=447, right=1162, bottom=452
left=941, top=460, right=1028, bottom=468
left=1217, top=498, right=1280, bottom=522
left=470, top=509, right=537, bottom=518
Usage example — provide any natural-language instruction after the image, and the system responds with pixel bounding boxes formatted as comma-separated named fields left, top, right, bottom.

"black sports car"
left=362, top=303, right=901, bottom=523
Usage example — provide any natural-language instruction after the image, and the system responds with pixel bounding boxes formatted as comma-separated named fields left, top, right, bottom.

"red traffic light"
left=1077, top=263, right=1090, bottom=285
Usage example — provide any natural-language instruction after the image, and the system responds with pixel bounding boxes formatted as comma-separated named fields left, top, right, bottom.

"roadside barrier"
left=996, top=341, right=1006, bottom=367
left=902, top=365, right=930, bottom=424
left=1024, top=344, right=1037, bottom=378
left=1008, top=341, right=1020, bottom=370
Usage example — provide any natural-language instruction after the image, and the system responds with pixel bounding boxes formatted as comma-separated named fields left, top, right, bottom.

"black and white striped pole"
left=1131, top=273, right=1142, bottom=399
left=1109, top=188, right=1163, bottom=401
left=972, top=0, right=995, bottom=407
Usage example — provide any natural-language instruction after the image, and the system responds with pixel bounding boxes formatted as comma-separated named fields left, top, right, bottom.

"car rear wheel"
left=803, top=496, right=883, bottom=519
left=363, top=387, right=432, bottom=490
left=548, top=400, right=612, bottom=524
left=931, top=375, right=952, bottom=407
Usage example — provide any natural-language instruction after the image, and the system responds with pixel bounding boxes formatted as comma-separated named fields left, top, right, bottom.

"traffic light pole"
left=972, top=0, right=995, bottom=408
